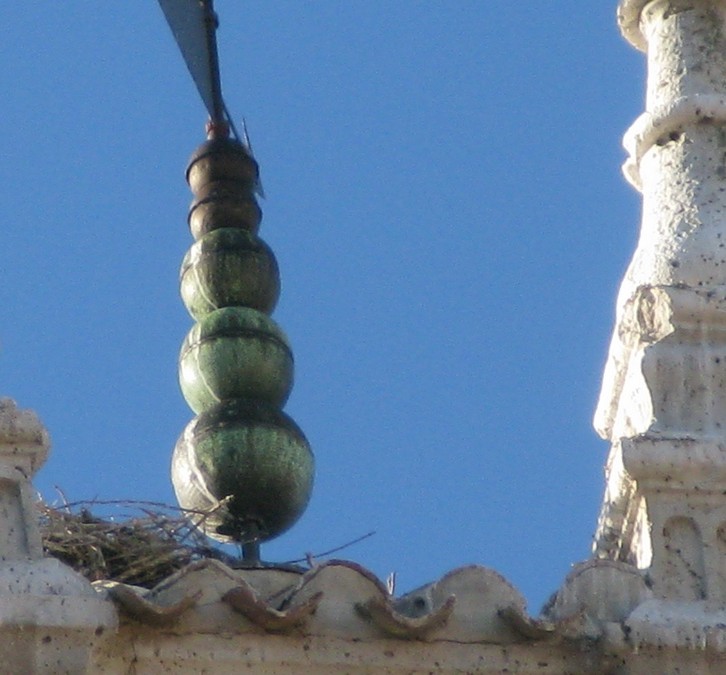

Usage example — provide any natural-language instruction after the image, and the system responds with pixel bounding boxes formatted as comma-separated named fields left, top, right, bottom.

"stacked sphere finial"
left=172, top=128, right=314, bottom=553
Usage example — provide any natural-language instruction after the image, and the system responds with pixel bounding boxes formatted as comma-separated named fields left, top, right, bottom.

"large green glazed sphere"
left=171, top=399, right=315, bottom=543
left=180, top=228, right=280, bottom=321
left=179, top=307, right=294, bottom=414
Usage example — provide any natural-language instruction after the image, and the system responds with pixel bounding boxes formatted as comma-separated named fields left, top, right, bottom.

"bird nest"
left=37, top=500, right=237, bottom=589
left=38, top=499, right=375, bottom=590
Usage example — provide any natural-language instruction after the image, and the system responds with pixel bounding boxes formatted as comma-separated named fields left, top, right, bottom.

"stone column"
left=0, top=399, right=116, bottom=673
left=595, top=0, right=726, bottom=606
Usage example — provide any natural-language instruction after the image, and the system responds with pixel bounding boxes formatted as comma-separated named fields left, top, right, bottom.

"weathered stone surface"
left=396, top=565, right=529, bottom=644
left=91, top=631, right=595, bottom=675
left=292, top=561, right=391, bottom=640
left=596, top=0, right=726, bottom=575
left=590, top=7, right=726, bottom=670
left=597, top=2, right=726, bottom=445
left=547, top=560, right=650, bottom=626
left=135, top=560, right=304, bottom=634
left=0, top=398, right=49, bottom=478
left=0, top=399, right=117, bottom=673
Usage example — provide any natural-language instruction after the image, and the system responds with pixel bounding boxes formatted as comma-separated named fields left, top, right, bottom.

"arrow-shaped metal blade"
left=158, top=0, right=225, bottom=123
left=158, top=0, right=264, bottom=195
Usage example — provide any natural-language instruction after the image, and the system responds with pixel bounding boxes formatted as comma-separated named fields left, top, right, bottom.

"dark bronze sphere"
left=186, top=139, right=262, bottom=238
left=188, top=182, right=262, bottom=239
left=186, top=138, right=260, bottom=194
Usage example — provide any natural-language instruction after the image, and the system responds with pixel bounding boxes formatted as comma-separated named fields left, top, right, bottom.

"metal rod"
left=242, top=540, right=261, bottom=565
left=202, top=0, right=225, bottom=124
left=241, top=520, right=261, bottom=565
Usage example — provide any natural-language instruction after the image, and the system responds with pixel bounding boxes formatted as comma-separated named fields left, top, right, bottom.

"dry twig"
left=37, top=500, right=236, bottom=588
left=37, top=499, right=377, bottom=589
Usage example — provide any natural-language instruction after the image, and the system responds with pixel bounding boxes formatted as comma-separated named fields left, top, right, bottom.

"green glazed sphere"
left=179, top=307, right=294, bottom=415
left=180, top=228, right=280, bottom=321
left=171, top=399, right=315, bottom=543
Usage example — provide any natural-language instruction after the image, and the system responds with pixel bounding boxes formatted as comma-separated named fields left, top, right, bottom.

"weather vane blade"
left=158, top=0, right=263, bottom=193
left=158, top=0, right=225, bottom=125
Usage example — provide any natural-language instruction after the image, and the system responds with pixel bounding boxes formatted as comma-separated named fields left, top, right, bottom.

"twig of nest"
left=37, top=498, right=377, bottom=590
left=37, top=499, right=237, bottom=589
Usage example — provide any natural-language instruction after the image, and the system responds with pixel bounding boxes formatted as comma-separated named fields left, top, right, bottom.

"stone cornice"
left=623, top=95, right=726, bottom=190
left=617, top=0, right=652, bottom=50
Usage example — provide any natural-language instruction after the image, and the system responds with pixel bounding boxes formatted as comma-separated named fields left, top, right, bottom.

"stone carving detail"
left=97, top=558, right=570, bottom=646
left=223, top=583, right=322, bottom=633
left=356, top=594, right=455, bottom=640
left=101, top=581, right=200, bottom=627
left=394, top=565, right=531, bottom=644
left=716, top=523, right=726, bottom=605
left=0, top=399, right=117, bottom=673
left=544, top=559, right=651, bottom=641
left=661, top=516, right=706, bottom=601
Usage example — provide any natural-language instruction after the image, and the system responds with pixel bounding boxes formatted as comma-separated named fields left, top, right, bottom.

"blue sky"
left=2, top=2, right=643, bottom=611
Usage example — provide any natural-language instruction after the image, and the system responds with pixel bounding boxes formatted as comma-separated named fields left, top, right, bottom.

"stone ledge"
left=623, top=435, right=726, bottom=488
left=94, top=630, right=603, bottom=675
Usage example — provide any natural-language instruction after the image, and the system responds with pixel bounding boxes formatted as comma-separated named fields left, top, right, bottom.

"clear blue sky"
left=2, top=2, right=643, bottom=611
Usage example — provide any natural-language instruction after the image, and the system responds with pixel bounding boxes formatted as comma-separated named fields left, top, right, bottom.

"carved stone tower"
left=595, top=0, right=726, bottom=609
